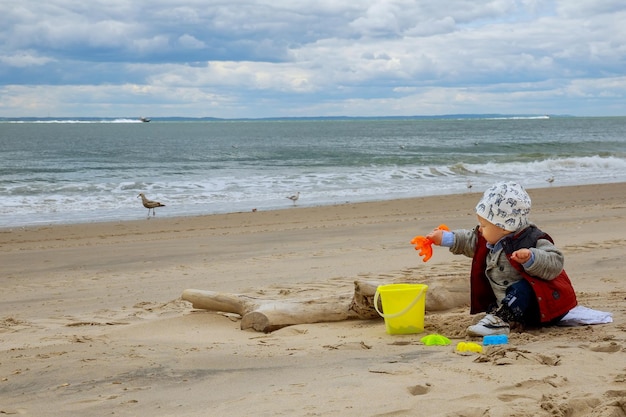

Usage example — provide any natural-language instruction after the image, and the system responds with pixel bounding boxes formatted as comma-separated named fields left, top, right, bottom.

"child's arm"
left=426, top=229, right=455, bottom=247
left=426, top=227, right=477, bottom=259
left=515, top=239, right=564, bottom=280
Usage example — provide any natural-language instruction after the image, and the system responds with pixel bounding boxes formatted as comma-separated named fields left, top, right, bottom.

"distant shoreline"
left=0, top=114, right=580, bottom=123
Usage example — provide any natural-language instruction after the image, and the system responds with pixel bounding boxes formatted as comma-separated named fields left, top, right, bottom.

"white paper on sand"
left=558, top=305, right=613, bottom=326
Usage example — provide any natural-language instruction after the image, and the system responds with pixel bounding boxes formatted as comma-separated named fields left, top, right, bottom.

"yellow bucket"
left=374, top=284, right=428, bottom=335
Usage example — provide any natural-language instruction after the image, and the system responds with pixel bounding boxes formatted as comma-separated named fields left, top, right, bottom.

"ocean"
left=1, top=116, right=625, bottom=228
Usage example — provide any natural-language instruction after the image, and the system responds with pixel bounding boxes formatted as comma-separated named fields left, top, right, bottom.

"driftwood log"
left=182, top=278, right=468, bottom=333
left=182, top=280, right=379, bottom=333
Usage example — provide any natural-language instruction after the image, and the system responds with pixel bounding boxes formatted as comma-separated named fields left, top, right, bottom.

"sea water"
left=1, top=117, right=625, bottom=228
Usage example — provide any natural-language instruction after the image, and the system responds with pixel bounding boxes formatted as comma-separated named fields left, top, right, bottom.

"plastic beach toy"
left=411, top=224, right=450, bottom=262
left=374, top=284, right=428, bottom=335
left=483, top=334, right=509, bottom=345
left=420, top=334, right=451, bottom=346
left=456, top=342, right=483, bottom=353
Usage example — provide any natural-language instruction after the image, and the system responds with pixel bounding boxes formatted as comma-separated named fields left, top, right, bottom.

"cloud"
left=0, top=51, right=55, bottom=67
left=0, top=0, right=624, bottom=117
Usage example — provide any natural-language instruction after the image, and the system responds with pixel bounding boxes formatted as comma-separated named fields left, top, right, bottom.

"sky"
left=1, top=0, right=625, bottom=119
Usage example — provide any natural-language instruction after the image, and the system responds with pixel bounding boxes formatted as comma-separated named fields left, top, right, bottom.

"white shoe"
left=467, top=314, right=510, bottom=337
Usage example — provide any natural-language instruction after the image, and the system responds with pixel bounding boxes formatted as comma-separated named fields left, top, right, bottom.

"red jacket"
left=470, top=226, right=577, bottom=323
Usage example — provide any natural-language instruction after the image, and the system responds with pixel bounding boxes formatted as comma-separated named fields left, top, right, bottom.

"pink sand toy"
left=411, top=224, right=450, bottom=262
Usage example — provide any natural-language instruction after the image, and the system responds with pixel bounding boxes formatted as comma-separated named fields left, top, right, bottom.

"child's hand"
left=425, top=229, right=444, bottom=246
left=511, top=249, right=532, bottom=264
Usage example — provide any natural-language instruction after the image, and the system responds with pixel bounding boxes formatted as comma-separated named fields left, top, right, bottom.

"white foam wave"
left=2, top=155, right=625, bottom=228
left=462, top=155, right=626, bottom=178
left=7, top=118, right=144, bottom=124
left=483, top=115, right=550, bottom=120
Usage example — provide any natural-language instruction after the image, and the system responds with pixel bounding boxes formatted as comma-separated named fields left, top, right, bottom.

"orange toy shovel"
left=410, top=224, right=450, bottom=262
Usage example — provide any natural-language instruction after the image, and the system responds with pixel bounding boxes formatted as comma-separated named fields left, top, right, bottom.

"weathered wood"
left=240, top=294, right=357, bottom=332
left=181, top=278, right=469, bottom=333
left=423, top=280, right=469, bottom=312
left=348, top=280, right=381, bottom=319
left=182, top=280, right=379, bottom=333
left=181, top=289, right=258, bottom=316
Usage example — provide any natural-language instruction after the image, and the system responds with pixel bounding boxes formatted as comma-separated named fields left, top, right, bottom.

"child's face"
left=477, top=215, right=511, bottom=244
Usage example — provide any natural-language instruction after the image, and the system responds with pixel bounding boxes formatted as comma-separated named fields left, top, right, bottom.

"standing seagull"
left=286, top=191, right=300, bottom=206
left=137, top=193, right=165, bottom=218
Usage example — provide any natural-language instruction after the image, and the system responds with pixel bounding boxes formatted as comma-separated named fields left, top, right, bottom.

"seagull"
left=467, top=180, right=473, bottom=191
left=547, top=176, right=555, bottom=185
left=137, top=193, right=165, bottom=218
left=286, top=191, right=300, bottom=206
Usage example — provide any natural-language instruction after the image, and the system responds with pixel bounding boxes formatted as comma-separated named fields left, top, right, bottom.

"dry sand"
left=0, top=183, right=624, bottom=417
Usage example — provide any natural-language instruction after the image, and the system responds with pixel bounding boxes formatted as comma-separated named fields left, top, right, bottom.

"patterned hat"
left=475, top=182, right=531, bottom=231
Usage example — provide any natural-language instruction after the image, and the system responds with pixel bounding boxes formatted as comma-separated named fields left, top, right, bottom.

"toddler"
left=426, top=181, right=577, bottom=336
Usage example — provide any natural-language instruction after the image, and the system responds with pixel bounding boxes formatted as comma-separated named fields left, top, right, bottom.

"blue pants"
left=500, top=280, right=541, bottom=325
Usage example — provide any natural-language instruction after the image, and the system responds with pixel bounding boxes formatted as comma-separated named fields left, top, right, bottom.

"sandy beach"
left=1, top=183, right=624, bottom=417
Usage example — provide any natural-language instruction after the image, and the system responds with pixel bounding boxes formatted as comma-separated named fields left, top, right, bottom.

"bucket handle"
left=374, top=287, right=426, bottom=319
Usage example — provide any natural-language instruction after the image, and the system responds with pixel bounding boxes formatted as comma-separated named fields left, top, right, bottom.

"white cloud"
left=0, top=51, right=54, bottom=67
left=0, top=0, right=624, bottom=117
left=178, top=34, right=205, bottom=50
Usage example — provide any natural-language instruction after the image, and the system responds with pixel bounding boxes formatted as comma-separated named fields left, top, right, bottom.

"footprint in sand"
left=587, top=341, right=622, bottom=353
left=407, top=384, right=431, bottom=396
left=540, top=389, right=626, bottom=417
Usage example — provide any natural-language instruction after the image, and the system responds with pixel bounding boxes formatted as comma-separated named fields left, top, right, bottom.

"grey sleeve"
left=449, top=228, right=478, bottom=259
left=525, top=239, right=565, bottom=280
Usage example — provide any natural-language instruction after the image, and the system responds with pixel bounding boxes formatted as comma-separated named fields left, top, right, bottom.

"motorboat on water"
left=140, top=117, right=151, bottom=122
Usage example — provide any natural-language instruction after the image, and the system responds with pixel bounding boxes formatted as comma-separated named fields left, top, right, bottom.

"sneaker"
left=467, top=314, right=510, bottom=337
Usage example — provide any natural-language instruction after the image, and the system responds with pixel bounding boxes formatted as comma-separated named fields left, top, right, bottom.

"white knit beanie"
left=475, top=182, right=531, bottom=231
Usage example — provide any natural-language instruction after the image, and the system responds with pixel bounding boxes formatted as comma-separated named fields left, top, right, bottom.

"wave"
left=5, top=118, right=144, bottom=124
left=461, top=155, right=626, bottom=176
left=482, top=115, right=550, bottom=120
